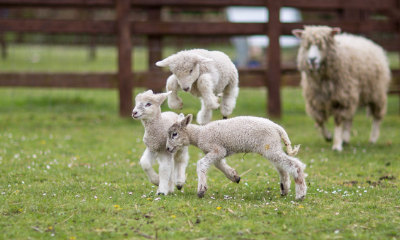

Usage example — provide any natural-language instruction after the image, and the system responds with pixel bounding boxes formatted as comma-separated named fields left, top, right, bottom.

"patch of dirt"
left=379, top=175, right=396, bottom=180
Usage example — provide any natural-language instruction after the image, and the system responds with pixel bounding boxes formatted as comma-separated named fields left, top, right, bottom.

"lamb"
left=131, top=90, right=189, bottom=195
left=292, top=26, right=391, bottom=151
left=156, top=49, right=239, bottom=125
left=166, top=114, right=307, bottom=200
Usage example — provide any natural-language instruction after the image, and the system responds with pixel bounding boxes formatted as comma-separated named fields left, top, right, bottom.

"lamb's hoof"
left=177, top=185, right=183, bottom=190
left=295, top=195, right=305, bottom=201
left=325, top=137, right=332, bottom=142
left=197, top=191, right=205, bottom=198
left=235, top=176, right=241, bottom=183
left=223, top=116, right=228, bottom=120
left=158, top=192, right=165, bottom=196
left=332, top=146, right=343, bottom=152
left=281, top=193, right=287, bottom=197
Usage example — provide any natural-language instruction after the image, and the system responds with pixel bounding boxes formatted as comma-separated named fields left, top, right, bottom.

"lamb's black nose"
left=132, top=111, right=138, bottom=117
left=183, top=87, right=190, bottom=92
left=308, top=57, right=317, bottom=64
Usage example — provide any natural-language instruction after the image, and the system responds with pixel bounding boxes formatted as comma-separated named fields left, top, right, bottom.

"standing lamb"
left=156, top=49, right=239, bottom=125
left=166, top=114, right=307, bottom=200
left=292, top=26, right=391, bottom=151
left=132, top=90, right=189, bottom=195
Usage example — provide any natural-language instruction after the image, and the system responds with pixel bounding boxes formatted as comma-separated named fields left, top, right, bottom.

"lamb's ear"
left=178, top=113, right=185, bottom=121
left=145, top=89, right=154, bottom=94
left=330, top=27, right=341, bottom=37
left=156, top=55, right=175, bottom=67
left=155, top=91, right=172, bottom=104
left=180, top=114, right=193, bottom=127
left=196, top=55, right=214, bottom=64
left=292, top=29, right=303, bottom=38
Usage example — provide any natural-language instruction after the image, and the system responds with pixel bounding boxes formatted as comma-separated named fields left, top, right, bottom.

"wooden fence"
left=0, top=0, right=399, bottom=117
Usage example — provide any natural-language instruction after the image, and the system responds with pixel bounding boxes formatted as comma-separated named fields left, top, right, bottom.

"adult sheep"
left=292, top=26, right=391, bottom=151
left=156, top=49, right=239, bottom=125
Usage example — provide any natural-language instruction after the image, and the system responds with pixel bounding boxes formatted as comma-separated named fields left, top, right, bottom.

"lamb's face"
left=132, top=91, right=171, bottom=120
left=170, top=60, right=200, bottom=92
left=166, top=123, right=189, bottom=153
left=293, top=26, right=341, bottom=71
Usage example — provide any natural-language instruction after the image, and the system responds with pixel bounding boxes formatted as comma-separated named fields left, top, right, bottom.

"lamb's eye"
left=189, top=69, right=193, bottom=74
left=172, top=132, right=178, bottom=138
left=145, top=103, right=152, bottom=107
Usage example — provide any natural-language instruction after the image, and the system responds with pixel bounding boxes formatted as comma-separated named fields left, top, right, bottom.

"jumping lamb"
left=166, top=114, right=307, bottom=200
left=156, top=49, right=239, bottom=125
left=132, top=90, right=189, bottom=195
left=292, top=26, right=391, bottom=151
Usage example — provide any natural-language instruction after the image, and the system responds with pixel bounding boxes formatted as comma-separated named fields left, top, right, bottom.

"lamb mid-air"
left=166, top=114, right=307, bottom=200
left=292, top=26, right=391, bottom=151
left=131, top=90, right=189, bottom=195
left=156, top=49, right=239, bottom=125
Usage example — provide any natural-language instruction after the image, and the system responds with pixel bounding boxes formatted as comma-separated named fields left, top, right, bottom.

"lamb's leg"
left=197, top=98, right=213, bottom=125
left=166, top=75, right=183, bottom=109
left=174, top=146, right=189, bottom=190
left=332, top=123, right=343, bottom=151
left=197, top=147, right=226, bottom=198
left=369, top=118, right=381, bottom=143
left=342, top=119, right=352, bottom=144
left=265, top=151, right=307, bottom=200
left=220, top=85, right=239, bottom=119
left=157, top=153, right=175, bottom=195
left=139, top=148, right=159, bottom=186
left=316, top=121, right=332, bottom=142
left=275, top=166, right=290, bottom=196
left=197, top=74, right=220, bottom=110
left=214, top=158, right=241, bottom=183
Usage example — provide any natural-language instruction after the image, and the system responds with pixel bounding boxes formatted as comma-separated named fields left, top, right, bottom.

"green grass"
left=0, top=87, right=399, bottom=239
left=0, top=44, right=400, bottom=239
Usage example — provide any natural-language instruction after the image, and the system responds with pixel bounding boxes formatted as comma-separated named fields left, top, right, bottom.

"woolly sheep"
left=156, top=49, right=239, bottom=125
left=292, top=26, right=391, bottom=151
left=166, top=114, right=307, bottom=200
left=132, top=90, right=189, bottom=195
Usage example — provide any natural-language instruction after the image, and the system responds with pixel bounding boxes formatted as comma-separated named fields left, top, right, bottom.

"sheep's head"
left=132, top=90, right=171, bottom=120
left=166, top=114, right=192, bottom=153
left=292, top=26, right=341, bottom=71
left=156, top=51, right=213, bottom=92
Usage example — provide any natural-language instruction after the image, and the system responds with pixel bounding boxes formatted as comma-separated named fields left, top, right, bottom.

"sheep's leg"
left=174, top=146, right=189, bottom=190
left=342, top=119, right=352, bottom=144
left=265, top=151, right=307, bottom=200
left=275, top=166, right=291, bottom=196
left=220, top=85, right=239, bottom=118
left=197, top=147, right=226, bottom=198
left=214, top=158, right=241, bottom=183
left=139, top=148, right=159, bottom=186
left=369, top=118, right=381, bottom=143
left=197, top=74, right=220, bottom=110
left=332, top=123, right=343, bottom=151
left=157, top=154, right=175, bottom=195
left=316, top=121, right=332, bottom=142
left=197, top=98, right=213, bottom=125
left=166, top=75, right=183, bottom=109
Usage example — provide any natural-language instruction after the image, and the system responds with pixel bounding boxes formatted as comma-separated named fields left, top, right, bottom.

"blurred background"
left=0, top=0, right=399, bottom=117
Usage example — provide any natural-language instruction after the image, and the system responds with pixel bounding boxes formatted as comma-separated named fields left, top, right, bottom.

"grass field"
left=1, top=45, right=400, bottom=239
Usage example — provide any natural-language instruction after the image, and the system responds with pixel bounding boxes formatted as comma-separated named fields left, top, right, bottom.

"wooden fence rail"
left=0, top=0, right=399, bottom=117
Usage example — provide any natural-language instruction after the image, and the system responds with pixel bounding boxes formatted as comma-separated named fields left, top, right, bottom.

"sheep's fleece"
left=166, top=114, right=307, bottom=200
left=131, top=90, right=189, bottom=195
left=293, top=26, right=391, bottom=151
left=156, top=49, right=239, bottom=125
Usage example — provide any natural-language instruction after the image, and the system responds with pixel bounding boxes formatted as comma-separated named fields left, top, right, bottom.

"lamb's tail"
left=277, top=126, right=300, bottom=156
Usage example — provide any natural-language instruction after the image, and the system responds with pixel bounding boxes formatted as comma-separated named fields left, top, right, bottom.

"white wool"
left=293, top=26, right=391, bottom=151
left=167, top=114, right=307, bottom=200
left=132, top=90, right=189, bottom=195
left=156, top=49, right=239, bottom=125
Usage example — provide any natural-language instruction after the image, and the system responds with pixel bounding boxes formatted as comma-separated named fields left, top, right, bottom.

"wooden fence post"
left=148, top=7, right=163, bottom=93
left=116, top=0, right=133, bottom=117
left=266, top=0, right=281, bottom=118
